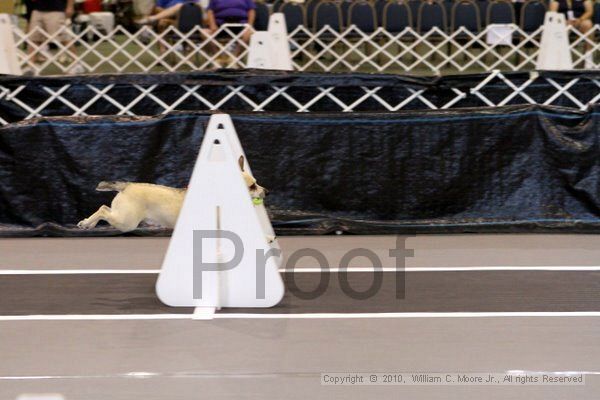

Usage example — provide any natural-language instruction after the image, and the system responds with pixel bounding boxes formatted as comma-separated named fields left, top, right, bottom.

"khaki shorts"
left=134, top=0, right=155, bottom=17
left=28, top=10, right=69, bottom=43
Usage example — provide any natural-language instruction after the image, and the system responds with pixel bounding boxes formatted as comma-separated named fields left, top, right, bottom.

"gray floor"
left=2, top=271, right=600, bottom=315
left=3, top=234, right=600, bottom=270
left=1, top=235, right=599, bottom=399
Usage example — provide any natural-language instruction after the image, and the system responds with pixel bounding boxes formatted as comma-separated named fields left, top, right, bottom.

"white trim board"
left=1, top=266, right=600, bottom=275
left=1, top=312, right=600, bottom=321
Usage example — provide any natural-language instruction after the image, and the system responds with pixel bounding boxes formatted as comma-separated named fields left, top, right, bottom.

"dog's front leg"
left=77, top=205, right=111, bottom=229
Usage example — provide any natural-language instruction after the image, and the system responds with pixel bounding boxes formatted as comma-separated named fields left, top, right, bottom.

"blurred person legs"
left=136, top=0, right=200, bottom=24
left=550, top=0, right=595, bottom=68
left=572, top=18, right=594, bottom=68
left=27, top=11, right=84, bottom=74
left=200, top=23, right=253, bottom=67
left=135, top=1, right=201, bottom=53
left=133, top=0, right=156, bottom=18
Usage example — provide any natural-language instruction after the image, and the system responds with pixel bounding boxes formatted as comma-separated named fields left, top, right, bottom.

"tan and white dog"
left=78, top=156, right=266, bottom=232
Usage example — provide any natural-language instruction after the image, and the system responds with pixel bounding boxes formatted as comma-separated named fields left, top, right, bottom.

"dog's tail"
left=96, top=181, right=129, bottom=192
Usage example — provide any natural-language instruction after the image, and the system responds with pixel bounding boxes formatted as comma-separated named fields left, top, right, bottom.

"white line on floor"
left=1, top=312, right=600, bottom=321
left=0, top=269, right=160, bottom=274
left=280, top=266, right=600, bottom=273
left=2, top=266, right=600, bottom=275
left=2, top=370, right=599, bottom=380
left=211, top=312, right=600, bottom=319
left=0, top=372, right=301, bottom=380
left=0, top=314, right=193, bottom=321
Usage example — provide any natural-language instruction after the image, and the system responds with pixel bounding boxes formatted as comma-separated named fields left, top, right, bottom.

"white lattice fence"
left=1, top=70, right=599, bottom=125
left=10, top=23, right=600, bottom=75
left=289, top=23, right=600, bottom=72
left=13, top=23, right=252, bottom=75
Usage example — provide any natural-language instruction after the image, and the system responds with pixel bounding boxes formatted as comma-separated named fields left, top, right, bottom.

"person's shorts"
left=133, top=0, right=155, bottom=17
left=28, top=10, right=69, bottom=43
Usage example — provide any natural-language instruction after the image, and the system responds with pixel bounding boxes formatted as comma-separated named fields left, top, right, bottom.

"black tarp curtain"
left=1, top=70, right=600, bottom=123
left=1, top=104, right=599, bottom=236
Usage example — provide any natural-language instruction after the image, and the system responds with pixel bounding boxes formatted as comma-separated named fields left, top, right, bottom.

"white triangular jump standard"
left=0, top=14, right=22, bottom=75
left=156, top=114, right=285, bottom=308
left=267, top=13, right=293, bottom=71
left=536, top=12, right=573, bottom=70
left=247, top=13, right=293, bottom=71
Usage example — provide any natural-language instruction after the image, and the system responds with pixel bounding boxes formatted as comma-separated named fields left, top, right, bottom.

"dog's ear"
left=238, top=155, right=245, bottom=171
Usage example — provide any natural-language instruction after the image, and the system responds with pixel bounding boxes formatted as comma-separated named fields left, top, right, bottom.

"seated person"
left=136, top=0, right=200, bottom=28
left=204, top=0, right=256, bottom=58
left=136, top=0, right=255, bottom=66
left=205, top=0, right=256, bottom=38
left=549, top=0, right=594, bottom=67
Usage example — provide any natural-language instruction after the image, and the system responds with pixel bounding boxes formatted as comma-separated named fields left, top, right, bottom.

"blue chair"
left=166, top=2, right=203, bottom=62
left=340, top=0, right=352, bottom=28
left=451, top=0, right=481, bottom=33
left=486, top=0, right=515, bottom=25
left=281, top=2, right=306, bottom=31
left=374, top=0, right=389, bottom=27
left=407, top=0, right=421, bottom=28
left=515, top=0, right=546, bottom=65
left=176, top=2, right=203, bottom=33
left=305, top=0, right=318, bottom=28
left=449, top=0, right=480, bottom=66
left=382, top=1, right=413, bottom=32
left=417, top=0, right=447, bottom=33
left=347, top=1, right=377, bottom=32
left=313, top=1, right=343, bottom=32
left=417, top=0, right=449, bottom=62
left=254, top=2, right=270, bottom=31
left=593, top=2, right=600, bottom=26
left=272, top=0, right=283, bottom=12
left=520, top=0, right=546, bottom=32
left=443, top=0, right=453, bottom=21
left=478, top=0, right=489, bottom=28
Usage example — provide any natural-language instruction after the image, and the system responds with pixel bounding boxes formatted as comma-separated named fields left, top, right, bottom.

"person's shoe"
left=67, top=63, right=86, bottom=74
left=139, top=30, right=152, bottom=44
left=58, top=53, right=74, bottom=64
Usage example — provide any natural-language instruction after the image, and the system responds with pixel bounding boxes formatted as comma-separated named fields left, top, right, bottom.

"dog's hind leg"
left=104, top=193, right=146, bottom=232
left=78, top=205, right=112, bottom=229
left=77, top=203, right=143, bottom=232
